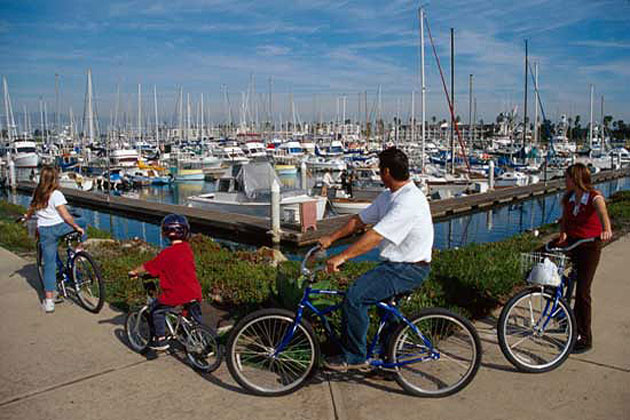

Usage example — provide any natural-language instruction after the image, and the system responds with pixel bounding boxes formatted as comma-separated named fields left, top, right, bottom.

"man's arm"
left=318, top=214, right=366, bottom=249
left=326, top=229, right=383, bottom=272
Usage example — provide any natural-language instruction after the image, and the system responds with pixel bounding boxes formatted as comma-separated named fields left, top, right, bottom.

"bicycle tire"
left=387, top=308, right=482, bottom=397
left=71, top=251, right=105, bottom=313
left=226, top=308, right=320, bottom=397
left=185, top=323, right=223, bottom=373
left=498, top=287, right=576, bottom=373
left=125, top=309, right=152, bottom=353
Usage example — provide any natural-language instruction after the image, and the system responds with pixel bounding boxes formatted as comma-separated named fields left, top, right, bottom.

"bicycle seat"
left=61, top=231, right=82, bottom=242
left=381, top=291, right=413, bottom=305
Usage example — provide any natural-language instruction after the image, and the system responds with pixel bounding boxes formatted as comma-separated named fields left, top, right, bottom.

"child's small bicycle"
left=497, top=237, right=595, bottom=373
left=226, top=246, right=482, bottom=397
left=124, top=275, right=223, bottom=373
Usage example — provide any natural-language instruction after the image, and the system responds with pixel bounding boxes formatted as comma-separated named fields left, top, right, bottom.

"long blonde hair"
left=29, top=166, right=60, bottom=211
left=563, top=163, right=595, bottom=206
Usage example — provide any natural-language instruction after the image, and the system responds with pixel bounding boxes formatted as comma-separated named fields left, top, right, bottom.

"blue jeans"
left=39, top=218, right=87, bottom=293
left=150, top=300, right=202, bottom=338
left=341, top=262, right=431, bottom=364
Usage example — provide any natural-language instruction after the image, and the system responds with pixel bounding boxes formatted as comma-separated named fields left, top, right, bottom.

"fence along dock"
left=15, top=167, right=630, bottom=248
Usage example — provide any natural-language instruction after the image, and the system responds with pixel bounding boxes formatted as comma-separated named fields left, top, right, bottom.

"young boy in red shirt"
left=129, top=214, right=202, bottom=351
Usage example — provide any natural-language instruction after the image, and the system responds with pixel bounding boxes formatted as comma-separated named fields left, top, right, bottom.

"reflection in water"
left=5, top=177, right=629, bottom=260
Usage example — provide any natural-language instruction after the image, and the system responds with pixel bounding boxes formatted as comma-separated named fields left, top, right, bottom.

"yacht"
left=273, top=141, right=304, bottom=164
left=495, top=171, right=529, bottom=187
left=242, top=142, right=268, bottom=160
left=303, top=155, right=347, bottom=172
left=110, top=149, right=140, bottom=167
left=187, top=162, right=327, bottom=223
left=11, top=141, right=39, bottom=168
left=216, top=146, right=250, bottom=165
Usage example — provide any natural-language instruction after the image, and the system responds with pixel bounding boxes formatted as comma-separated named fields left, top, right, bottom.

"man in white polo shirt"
left=318, top=147, right=434, bottom=371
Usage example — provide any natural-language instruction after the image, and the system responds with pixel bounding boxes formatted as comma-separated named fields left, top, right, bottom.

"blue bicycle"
left=18, top=216, right=106, bottom=313
left=497, top=238, right=595, bottom=373
left=226, top=246, right=482, bottom=397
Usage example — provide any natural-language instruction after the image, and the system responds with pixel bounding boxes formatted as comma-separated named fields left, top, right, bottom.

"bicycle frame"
left=531, top=262, right=575, bottom=334
left=273, top=284, right=439, bottom=368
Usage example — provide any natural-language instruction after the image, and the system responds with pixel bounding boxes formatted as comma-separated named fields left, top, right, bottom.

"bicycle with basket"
left=497, top=238, right=594, bottom=373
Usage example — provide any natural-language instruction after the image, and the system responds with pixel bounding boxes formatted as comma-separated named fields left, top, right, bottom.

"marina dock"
left=15, top=167, right=630, bottom=247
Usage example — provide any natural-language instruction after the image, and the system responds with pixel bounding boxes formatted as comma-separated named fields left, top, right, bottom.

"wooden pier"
left=15, top=167, right=630, bottom=248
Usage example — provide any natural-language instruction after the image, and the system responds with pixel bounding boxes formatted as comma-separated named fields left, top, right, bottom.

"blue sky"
left=1, top=0, right=629, bottom=126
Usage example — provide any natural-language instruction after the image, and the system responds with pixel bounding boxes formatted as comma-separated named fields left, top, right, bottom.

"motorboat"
left=59, top=172, right=94, bottom=191
left=110, top=149, right=140, bottom=167
left=11, top=141, right=39, bottom=168
left=187, top=161, right=327, bottom=223
left=215, top=146, right=250, bottom=165
left=242, top=142, right=268, bottom=160
left=303, top=155, right=347, bottom=172
left=495, top=171, right=529, bottom=187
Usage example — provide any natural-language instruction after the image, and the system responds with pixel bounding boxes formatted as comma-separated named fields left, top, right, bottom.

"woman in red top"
left=559, top=163, right=612, bottom=353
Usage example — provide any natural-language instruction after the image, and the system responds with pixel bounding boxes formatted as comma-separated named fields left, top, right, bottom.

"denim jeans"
left=39, top=218, right=87, bottom=293
left=341, top=262, right=431, bottom=364
left=149, top=300, right=202, bottom=338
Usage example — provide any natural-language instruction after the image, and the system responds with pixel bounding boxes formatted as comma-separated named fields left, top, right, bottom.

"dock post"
left=617, top=153, right=621, bottom=169
left=488, top=160, right=495, bottom=190
left=270, top=179, right=281, bottom=245
left=300, top=160, right=307, bottom=190
left=8, top=153, right=16, bottom=192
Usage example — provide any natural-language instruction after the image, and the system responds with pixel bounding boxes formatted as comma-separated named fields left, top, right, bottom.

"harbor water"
left=4, top=175, right=629, bottom=261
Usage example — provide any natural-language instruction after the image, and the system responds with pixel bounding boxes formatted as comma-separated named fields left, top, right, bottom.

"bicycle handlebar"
left=301, top=245, right=327, bottom=279
left=545, top=237, right=596, bottom=253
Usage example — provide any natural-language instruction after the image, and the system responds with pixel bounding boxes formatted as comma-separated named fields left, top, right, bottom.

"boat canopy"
left=235, top=162, right=304, bottom=200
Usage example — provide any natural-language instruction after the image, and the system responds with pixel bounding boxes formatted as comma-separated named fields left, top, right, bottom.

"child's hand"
left=128, top=270, right=138, bottom=278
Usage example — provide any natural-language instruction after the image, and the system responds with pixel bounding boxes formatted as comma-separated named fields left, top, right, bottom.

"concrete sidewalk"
left=0, top=237, right=629, bottom=420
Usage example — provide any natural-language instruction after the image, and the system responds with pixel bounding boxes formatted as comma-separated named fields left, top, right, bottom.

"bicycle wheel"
left=226, top=308, right=319, bottom=397
left=125, top=309, right=152, bottom=353
left=36, top=241, right=45, bottom=292
left=185, top=323, right=223, bottom=373
left=71, top=251, right=105, bottom=313
left=498, top=287, right=576, bottom=373
left=387, top=308, right=482, bottom=397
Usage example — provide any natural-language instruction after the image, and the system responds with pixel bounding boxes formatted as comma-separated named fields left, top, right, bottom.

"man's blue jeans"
left=341, top=262, right=431, bottom=364
left=39, top=218, right=87, bottom=293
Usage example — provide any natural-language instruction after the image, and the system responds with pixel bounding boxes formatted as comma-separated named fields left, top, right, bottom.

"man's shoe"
left=149, top=337, right=170, bottom=351
left=572, top=340, right=592, bottom=354
left=323, top=356, right=370, bottom=373
left=43, top=299, right=55, bottom=313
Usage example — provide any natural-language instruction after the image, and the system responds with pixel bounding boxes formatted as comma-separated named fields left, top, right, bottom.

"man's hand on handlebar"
left=318, top=235, right=334, bottom=249
left=326, top=255, right=346, bottom=273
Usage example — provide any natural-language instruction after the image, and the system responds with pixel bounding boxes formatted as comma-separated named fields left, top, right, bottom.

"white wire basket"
left=520, top=252, right=566, bottom=274
left=520, top=252, right=567, bottom=287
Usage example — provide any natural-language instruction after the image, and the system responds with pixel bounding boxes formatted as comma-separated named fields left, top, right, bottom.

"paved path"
left=0, top=236, right=629, bottom=420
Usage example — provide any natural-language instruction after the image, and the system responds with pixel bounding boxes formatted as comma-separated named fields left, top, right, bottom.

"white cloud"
left=256, top=45, right=291, bottom=56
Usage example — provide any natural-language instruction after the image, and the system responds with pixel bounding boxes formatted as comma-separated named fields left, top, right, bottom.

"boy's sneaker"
left=43, top=299, right=55, bottom=313
left=149, top=337, right=170, bottom=351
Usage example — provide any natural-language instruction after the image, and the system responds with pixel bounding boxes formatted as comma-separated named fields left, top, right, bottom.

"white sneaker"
left=43, top=299, right=55, bottom=313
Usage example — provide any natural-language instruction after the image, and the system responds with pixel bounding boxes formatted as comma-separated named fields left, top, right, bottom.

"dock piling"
left=270, top=179, right=281, bottom=245
left=488, top=160, right=495, bottom=190
left=300, top=160, right=307, bottom=190
left=8, top=153, right=16, bottom=191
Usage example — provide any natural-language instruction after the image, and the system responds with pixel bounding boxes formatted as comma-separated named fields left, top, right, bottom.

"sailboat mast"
left=154, top=85, right=159, bottom=148
left=3, top=76, right=14, bottom=142
left=534, top=62, right=539, bottom=144
left=523, top=40, right=528, bottom=150
left=137, top=83, right=142, bottom=142
left=450, top=28, right=455, bottom=174
left=420, top=6, right=426, bottom=172
left=589, top=84, right=594, bottom=152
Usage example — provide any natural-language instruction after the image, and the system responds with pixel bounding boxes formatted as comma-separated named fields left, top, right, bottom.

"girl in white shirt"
left=25, top=166, right=86, bottom=313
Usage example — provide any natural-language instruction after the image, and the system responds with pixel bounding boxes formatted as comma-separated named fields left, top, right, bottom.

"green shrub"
left=0, top=221, right=35, bottom=253
left=87, top=226, right=113, bottom=239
